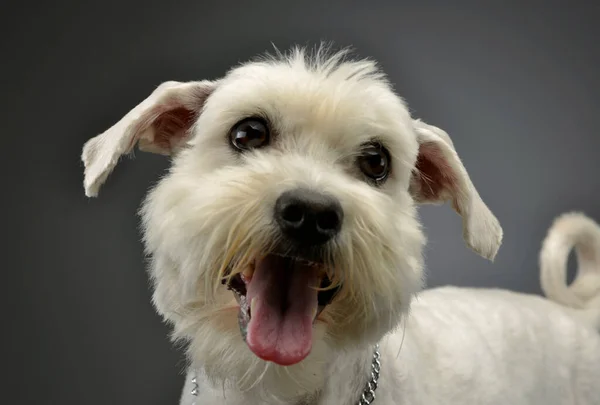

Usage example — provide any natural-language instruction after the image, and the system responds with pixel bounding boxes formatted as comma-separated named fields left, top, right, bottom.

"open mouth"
left=223, top=254, right=339, bottom=366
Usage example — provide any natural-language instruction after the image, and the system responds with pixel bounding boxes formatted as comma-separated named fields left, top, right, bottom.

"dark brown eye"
left=358, top=143, right=391, bottom=182
left=229, top=118, right=270, bottom=151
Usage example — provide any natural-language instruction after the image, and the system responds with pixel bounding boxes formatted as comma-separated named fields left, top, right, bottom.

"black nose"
left=274, top=188, right=343, bottom=246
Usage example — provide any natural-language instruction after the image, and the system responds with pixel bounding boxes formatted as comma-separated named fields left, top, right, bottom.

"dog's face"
left=82, top=47, right=502, bottom=396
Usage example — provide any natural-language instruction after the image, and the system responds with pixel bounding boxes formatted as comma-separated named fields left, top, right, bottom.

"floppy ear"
left=409, top=119, right=503, bottom=261
left=81, top=80, right=216, bottom=197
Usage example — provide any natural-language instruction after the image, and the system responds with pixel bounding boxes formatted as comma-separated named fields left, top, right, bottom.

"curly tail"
left=540, top=212, right=600, bottom=331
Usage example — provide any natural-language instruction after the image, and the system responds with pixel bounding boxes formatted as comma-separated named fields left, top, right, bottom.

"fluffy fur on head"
left=81, top=45, right=502, bottom=403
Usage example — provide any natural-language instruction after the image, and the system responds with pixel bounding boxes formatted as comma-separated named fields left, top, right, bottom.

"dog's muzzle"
left=223, top=188, right=343, bottom=367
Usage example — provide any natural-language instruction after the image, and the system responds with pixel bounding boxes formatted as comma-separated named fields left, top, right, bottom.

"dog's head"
left=82, top=47, right=501, bottom=397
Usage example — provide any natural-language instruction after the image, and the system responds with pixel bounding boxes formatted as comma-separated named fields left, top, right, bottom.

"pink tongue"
left=245, top=255, right=319, bottom=366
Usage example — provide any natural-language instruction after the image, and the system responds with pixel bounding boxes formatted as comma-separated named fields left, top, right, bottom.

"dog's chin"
left=223, top=253, right=339, bottom=366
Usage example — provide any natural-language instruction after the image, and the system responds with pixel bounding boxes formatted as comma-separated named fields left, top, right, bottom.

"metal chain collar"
left=358, top=344, right=381, bottom=405
left=189, top=344, right=381, bottom=405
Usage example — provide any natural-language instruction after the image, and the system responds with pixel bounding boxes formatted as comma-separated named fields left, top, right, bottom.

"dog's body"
left=181, top=286, right=600, bottom=405
left=81, top=46, right=600, bottom=404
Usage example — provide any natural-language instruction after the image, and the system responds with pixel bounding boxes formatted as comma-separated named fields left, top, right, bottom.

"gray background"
left=4, top=1, right=599, bottom=404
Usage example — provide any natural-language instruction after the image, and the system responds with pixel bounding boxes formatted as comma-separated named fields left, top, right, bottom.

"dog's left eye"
left=229, top=118, right=270, bottom=151
left=357, top=142, right=391, bottom=183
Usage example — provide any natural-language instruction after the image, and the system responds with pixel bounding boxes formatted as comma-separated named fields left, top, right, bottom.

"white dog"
left=81, top=46, right=600, bottom=405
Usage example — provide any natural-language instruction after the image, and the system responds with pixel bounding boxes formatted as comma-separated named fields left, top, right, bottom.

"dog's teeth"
left=250, top=297, right=256, bottom=315
left=312, top=306, right=318, bottom=319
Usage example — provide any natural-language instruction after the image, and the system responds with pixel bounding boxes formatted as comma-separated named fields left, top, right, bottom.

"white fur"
left=540, top=212, right=600, bottom=329
left=81, top=46, right=600, bottom=404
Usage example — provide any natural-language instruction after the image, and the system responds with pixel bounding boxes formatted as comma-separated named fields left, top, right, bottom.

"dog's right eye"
left=229, top=118, right=270, bottom=151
